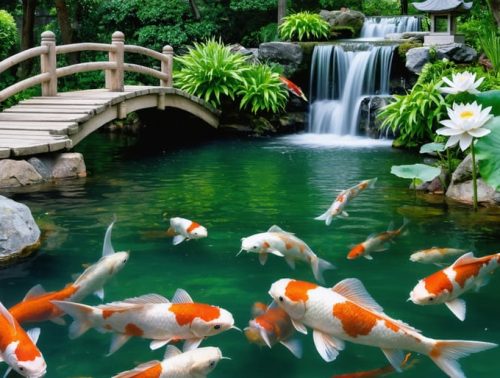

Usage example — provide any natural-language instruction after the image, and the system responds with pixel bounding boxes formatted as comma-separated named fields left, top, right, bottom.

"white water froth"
left=277, top=133, right=393, bottom=148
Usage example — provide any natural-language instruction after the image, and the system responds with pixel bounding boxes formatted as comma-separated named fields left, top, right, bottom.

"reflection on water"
left=1, top=132, right=499, bottom=377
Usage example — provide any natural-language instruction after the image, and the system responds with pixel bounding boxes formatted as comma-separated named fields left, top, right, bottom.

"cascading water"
left=360, top=16, right=420, bottom=38
left=308, top=44, right=395, bottom=136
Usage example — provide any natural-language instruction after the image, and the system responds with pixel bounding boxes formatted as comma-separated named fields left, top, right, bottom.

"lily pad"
left=475, top=116, right=500, bottom=191
left=391, top=164, right=441, bottom=182
left=420, top=142, right=445, bottom=154
left=475, top=90, right=500, bottom=116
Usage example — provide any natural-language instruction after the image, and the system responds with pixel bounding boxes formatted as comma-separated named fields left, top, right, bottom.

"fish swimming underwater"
left=279, top=75, right=308, bottom=102
left=112, top=345, right=225, bottom=378
left=409, top=248, right=468, bottom=265
left=347, top=219, right=408, bottom=260
left=315, top=178, right=377, bottom=226
left=167, top=217, right=208, bottom=246
left=53, top=289, right=236, bottom=355
left=238, top=225, right=335, bottom=284
left=268, top=278, right=497, bottom=378
left=332, top=353, right=414, bottom=378
left=244, top=301, right=302, bottom=358
left=10, top=220, right=129, bottom=325
left=409, top=252, right=500, bottom=321
left=0, top=301, right=46, bottom=378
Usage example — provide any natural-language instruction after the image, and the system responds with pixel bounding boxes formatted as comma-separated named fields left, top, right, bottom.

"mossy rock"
left=330, top=26, right=356, bottom=39
left=398, top=41, right=423, bottom=59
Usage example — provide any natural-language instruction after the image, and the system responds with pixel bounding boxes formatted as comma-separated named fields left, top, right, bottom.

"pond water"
left=1, top=132, right=499, bottom=378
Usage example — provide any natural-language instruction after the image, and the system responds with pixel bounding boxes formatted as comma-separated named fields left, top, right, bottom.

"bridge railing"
left=0, top=31, right=174, bottom=103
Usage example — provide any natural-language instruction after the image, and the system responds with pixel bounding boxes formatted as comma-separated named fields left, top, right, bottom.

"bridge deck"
left=0, top=86, right=219, bottom=159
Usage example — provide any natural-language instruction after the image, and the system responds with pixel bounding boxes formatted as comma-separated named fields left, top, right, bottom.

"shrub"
left=0, top=10, right=17, bottom=59
left=278, top=12, right=330, bottom=42
left=238, top=64, right=289, bottom=114
left=241, top=23, right=278, bottom=47
left=480, top=30, right=500, bottom=76
left=174, top=39, right=249, bottom=107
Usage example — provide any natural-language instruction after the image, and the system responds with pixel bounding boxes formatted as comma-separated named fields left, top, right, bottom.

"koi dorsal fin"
left=23, top=284, right=47, bottom=301
left=332, top=278, right=384, bottom=313
left=27, top=328, right=41, bottom=344
left=102, top=218, right=117, bottom=257
left=102, top=294, right=169, bottom=308
left=267, top=225, right=293, bottom=235
left=0, top=301, right=16, bottom=329
left=171, top=288, right=193, bottom=304
left=451, top=252, right=476, bottom=268
left=164, top=345, right=182, bottom=360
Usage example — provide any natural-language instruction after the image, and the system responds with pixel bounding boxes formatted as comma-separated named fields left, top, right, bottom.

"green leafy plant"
left=476, top=116, right=500, bottom=191
left=238, top=64, right=289, bottom=114
left=278, top=12, right=329, bottom=42
left=0, top=10, right=17, bottom=59
left=391, top=164, right=441, bottom=194
left=479, top=30, right=500, bottom=76
left=174, top=39, right=249, bottom=107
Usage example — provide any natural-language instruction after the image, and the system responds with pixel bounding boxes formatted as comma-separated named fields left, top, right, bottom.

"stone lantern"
left=412, top=0, right=472, bottom=45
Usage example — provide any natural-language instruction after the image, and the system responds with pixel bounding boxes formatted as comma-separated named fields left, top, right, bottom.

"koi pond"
left=1, top=132, right=499, bottom=378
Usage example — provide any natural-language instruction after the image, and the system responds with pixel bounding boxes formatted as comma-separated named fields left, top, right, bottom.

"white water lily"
left=436, top=102, right=492, bottom=151
left=439, top=71, right=484, bottom=94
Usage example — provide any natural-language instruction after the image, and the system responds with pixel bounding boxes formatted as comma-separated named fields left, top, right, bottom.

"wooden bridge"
left=0, top=31, right=220, bottom=159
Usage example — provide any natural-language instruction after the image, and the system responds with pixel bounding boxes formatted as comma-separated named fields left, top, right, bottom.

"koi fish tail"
left=314, top=211, right=333, bottom=226
left=367, top=177, right=378, bottom=188
left=399, top=218, right=410, bottom=235
left=52, top=300, right=95, bottom=339
left=429, top=340, right=497, bottom=378
left=166, top=226, right=177, bottom=237
left=311, top=256, right=336, bottom=284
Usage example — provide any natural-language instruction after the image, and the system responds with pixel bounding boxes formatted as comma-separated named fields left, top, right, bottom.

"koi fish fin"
left=23, top=284, right=46, bottom=301
left=312, top=330, right=344, bottom=362
left=374, top=246, right=388, bottom=252
left=451, top=252, right=476, bottom=267
left=183, top=338, right=203, bottom=352
left=475, top=275, right=491, bottom=292
left=259, top=253, right=268, bottom=265
left=150, top=339, right=172, bottom=350
left=51, top=300, right=94, bottom=339
left=71, top=273, right=80, bottom=281
left=105, top=294, right=169, bottom=307
left=332, top=278, right=384, bottom=313
left=164, top=345, right=182, bottom=359
left=50, top=317, right=66, bottom=326
left=173, top=235, right=186, bottom=245
left=429, top=340, right=497, bottom=378
left=267, top=300, right=278, bottom=310
left=268, top=249, right=285, bottom=257
left=364, top=254, right=374, bottom=260
left=267, top=225, right=293, bottom=235
left=94, top=288, right=105, bottom=301
left=381, top=348, right=405, bottom=372
left=259, top=328, right=272, bottom=348
left=311, top=256, right=336, bottom=284
left=285, top=256, right=296, bottom=270
left=166, top=226, right=177, bottom=237
left=0, top=301, right=16, bottom=329
left=368, top=177, right=378, bottom=188
left=3, top=367, right=12, bottom=378
left=112, top=361, right=162, bottom=378
left=445, top=298, right=467, bottom=321
left=280, top=337, right=303, bottom=359
left=107, top=334, right=131, bottom=356
left=341, top=211, right=349, bottom=218
left=172, top=288, right=193, bottom=304
left=27, top=328, right=41, bottom=344
left=102, top=219, right=116, bottom=257
left=291, top=318, right=308, bottom=335
left=314, top=210, right=333, bottom=226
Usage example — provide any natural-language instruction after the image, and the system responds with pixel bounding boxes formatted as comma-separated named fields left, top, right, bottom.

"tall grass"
left=480, top=30, right=500, bottom=76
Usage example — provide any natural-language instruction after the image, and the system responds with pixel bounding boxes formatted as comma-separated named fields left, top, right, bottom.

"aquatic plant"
left=238, top=64, right=289, bottom=114
left=475, top=116, right=500, bottom=191
left=438, top=72, right=484, bottom=95
left=278, top=12, right=329, bottom=42
left=174, top=39, right=249, bottom=107
left=390, top=164, right=441, bottom=193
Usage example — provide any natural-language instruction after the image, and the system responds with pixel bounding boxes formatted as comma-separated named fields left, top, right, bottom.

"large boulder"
left=319, top=9, right=365, bottom=37
left=0, top=159, right=43, bottom=188
left=0, top=195, right=41, bottom=265
left=258, top=42, right=303, bottom=76
left=406, top=43, right=478, bottom=74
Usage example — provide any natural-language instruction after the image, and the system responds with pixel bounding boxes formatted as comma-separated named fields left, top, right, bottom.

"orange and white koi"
left=279, top=76, right=308, bottom=102
left=244, top=301, right=302, bottom=358
left=409, top=247, right=468, bottom=265
left=315, top=178, right=377, bottom=226
left=268, top=278, right=497, bottom=378
left=332, top=353, right=413, bottom=378
left=167, top=217, right=207, bottom=245
left=347, top=219, right=408, bottom=260
left=10, top=220, right=129, bottom=325
left=0, top=301, right=46, bottom=377
left=112, top=345, right=225, bottom=378
left=238, top=225, right=335, bottom=284
left=410, top=252, right=500, bottom=321
left=53, top=289, right=236, bottom=355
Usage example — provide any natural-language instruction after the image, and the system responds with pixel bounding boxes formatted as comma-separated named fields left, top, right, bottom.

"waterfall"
left=308, top=44, right=395, bottom=135
left=360, top=16, right=420, bottom=38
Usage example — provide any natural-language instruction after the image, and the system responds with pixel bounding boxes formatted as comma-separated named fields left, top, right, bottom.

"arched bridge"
left=0, top=31, right=220, bottom=159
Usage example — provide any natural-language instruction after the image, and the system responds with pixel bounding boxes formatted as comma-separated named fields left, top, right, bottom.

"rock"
left=319, top=9, right=365, bottom=37
left=51, top=153, right=87, bottom=179
left=0, top=195, right=41, bottom=265
left=400, top=31, right=429, bottom=41
left=451, top=154, right=474, bottom=184
left=359, top=96, right=392, bottom=138
left=415, top=168, right=446, bottom=194
left=258, top=42, right=303, bottom=76
left=0, top=160, right=43, bottom=188
left=27, top=157, right=52, bottom=179
left=229, top=44, right=259, bottom=63
left=406, top=43, right=478, bottom=74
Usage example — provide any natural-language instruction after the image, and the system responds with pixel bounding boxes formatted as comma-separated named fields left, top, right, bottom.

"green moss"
left=330, top=25, right=356, bottom=39
left=398, top=41, right=423, bottom=58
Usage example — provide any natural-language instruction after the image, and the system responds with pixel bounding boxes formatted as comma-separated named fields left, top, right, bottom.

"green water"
left=1, top=132, right=499, bottom=378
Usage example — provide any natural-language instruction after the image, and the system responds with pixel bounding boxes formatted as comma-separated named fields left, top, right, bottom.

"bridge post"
left=40, top=31, right=57, bottom=96
left=106, top=31, right=125, bottom=92
left=161, top=45, right=173, bottom=88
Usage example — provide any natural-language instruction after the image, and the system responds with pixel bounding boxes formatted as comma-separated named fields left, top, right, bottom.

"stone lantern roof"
left=412, top=0, right=472, bottom=13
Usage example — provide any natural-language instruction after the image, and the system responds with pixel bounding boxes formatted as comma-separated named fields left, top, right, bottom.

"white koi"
left=167, top=217, right=207, bottom=245
left=409, top=248, right=468, bottom=265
